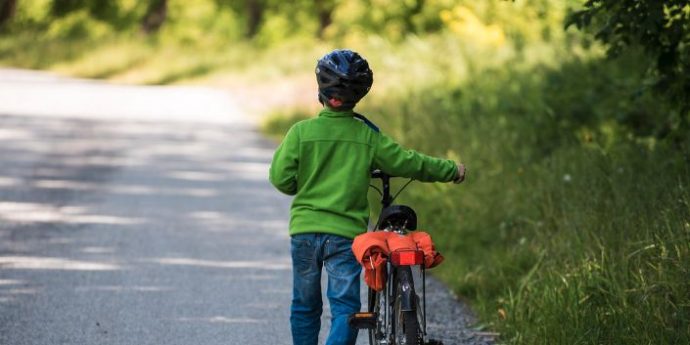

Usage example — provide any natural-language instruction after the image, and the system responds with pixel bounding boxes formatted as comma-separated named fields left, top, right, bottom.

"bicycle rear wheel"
left=394, top=267, right=422, bottom=345
left=402, top=310, right=420, bottom=345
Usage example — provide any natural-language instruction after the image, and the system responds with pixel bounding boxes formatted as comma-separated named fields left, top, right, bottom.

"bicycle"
left=350, top=170, right=444, bottom=345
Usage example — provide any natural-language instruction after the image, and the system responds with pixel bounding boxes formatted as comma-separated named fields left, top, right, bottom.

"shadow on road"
left=0, top=113, right=296, bottom=344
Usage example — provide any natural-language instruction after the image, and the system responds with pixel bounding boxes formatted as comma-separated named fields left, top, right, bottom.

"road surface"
left=0, top=69, right=493, bottom=345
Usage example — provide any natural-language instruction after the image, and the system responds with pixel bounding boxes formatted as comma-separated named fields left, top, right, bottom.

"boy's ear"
left=328, top=98, right=343, bottom=107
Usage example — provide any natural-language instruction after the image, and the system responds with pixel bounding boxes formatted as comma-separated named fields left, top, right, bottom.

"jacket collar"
left=319, top=107, right=354, bottom=118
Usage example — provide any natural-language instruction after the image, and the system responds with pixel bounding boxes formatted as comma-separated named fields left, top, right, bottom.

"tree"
left=245, top=0, right=264, bottom=38
left=49, top=0, right=120, bottom=22
left=50, top=0, right=84, bottom=17
left=401, top=0, right=424, bottom=33
left=0, top=0, right=16, bottom=26
left=314, top=0, right=335, bottom=38
left=214, top=0, right=267, bottom=38
left=567, top=1, right=690, bottom=136
left=142, top=0, right=167, bottom=34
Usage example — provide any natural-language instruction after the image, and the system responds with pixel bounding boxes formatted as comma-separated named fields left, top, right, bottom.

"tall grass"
left=261, top=33, right=690, bottom=343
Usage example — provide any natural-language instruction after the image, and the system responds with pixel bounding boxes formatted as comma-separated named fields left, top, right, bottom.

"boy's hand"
left=453, top=164, right=466, bottom=184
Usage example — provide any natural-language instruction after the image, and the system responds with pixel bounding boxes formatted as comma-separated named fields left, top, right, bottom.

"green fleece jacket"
left=269, top=108, right=458, bottom=239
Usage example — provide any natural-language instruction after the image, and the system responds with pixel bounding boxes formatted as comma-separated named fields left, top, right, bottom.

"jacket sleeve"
left=373, top=132, right=458, bottom=182
left=269, top=124, right=300, bottom=195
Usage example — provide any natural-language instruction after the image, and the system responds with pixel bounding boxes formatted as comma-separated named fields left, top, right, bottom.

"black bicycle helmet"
left=316, top=49, right=373, bottom=110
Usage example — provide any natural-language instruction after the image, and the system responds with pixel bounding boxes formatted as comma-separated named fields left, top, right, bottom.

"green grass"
left=261, top=36, right=690, bottom=343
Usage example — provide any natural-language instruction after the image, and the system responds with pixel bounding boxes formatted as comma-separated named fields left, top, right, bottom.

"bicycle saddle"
left=378, top=205, right=417, bottom=230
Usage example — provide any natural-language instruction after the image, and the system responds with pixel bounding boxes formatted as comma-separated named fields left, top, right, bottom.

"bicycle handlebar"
left=371, top=170, right=392, bottom=207
left=371, top=169, right=389, bottom=179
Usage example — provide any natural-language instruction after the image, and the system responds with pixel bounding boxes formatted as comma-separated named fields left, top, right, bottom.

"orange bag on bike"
left=410, top=231, right=444, bottom=268
left=352, top=231, right=444, bottom=291
left=385, top=233, right=417, bottom=252
left=352, top=232, right=389, bottom=291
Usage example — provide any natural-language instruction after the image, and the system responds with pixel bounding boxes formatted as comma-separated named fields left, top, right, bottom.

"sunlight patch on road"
left=0, top=75, right=248, bottom=125
left=189, top=211, right=227, bottom=220
left=29, top=180, right=218, bottom=198
left=60, top=155, right=136, bottom=167
left=0, top=201, right=146, bottom=225
left=33, top=179, right=97, bottom=191
left=19, top=167, right=75, bottom=178
left=74, top=285, right=170, bottom=292
left=177, top=316, right=266, bottom=324
left=188, top=211, right=240, bottom=230
left=0, top=256, right=122, bottom=271
left=0, top=279, right=25, bottom=286
left=109, top=183, right=218, bottom=197
left=0, top=127, right=35, bottom=140
left=126, top=142, right=231, bottom=162
left=149, top=257, right=291, bottom=270
left=166, top=170, right=227, bottom=182
left=2, top=288, right=40, bottom=295
left=80, top=246, right=116, bottom=254
left=0, top=176, right=20, bottom=187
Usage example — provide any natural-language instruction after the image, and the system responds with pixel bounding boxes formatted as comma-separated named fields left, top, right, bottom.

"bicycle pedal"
left=348, top=312, right=377, bottom=329
left=425, top=340, right=443, bottom=345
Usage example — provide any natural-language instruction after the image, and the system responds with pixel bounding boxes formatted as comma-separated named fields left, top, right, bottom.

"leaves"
left=568, top=0, right=690, bottom=136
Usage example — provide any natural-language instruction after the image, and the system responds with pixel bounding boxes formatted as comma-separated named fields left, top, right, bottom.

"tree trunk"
left=314, top=0, right=333, bottom=38
left=245, top=0, right=264, bottom=38
left=142, top=0, right=167, bottom=34
left=0, top=0, right=17, bottom=26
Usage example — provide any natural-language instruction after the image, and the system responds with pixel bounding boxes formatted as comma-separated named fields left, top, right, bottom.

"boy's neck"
left=324, top=106, right=354, bottom=113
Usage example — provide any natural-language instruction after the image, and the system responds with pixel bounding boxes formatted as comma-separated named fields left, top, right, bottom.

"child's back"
left=270, top=107, right=458, bottom=240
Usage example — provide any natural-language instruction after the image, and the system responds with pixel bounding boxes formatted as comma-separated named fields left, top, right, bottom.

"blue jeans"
left=290, top=233, right=361, bottom=345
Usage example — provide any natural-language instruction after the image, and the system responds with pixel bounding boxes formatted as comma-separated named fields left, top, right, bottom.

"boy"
left=269, top=49, right=466, bottom=345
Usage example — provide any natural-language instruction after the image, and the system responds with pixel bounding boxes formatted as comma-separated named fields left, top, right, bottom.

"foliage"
left=567, top=0, right=690, bottom=136
left=3, top=0, right=690, bottom=343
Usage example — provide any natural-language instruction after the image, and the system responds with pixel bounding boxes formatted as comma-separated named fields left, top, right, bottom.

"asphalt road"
left=0, top=69, right=493, bottom=345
